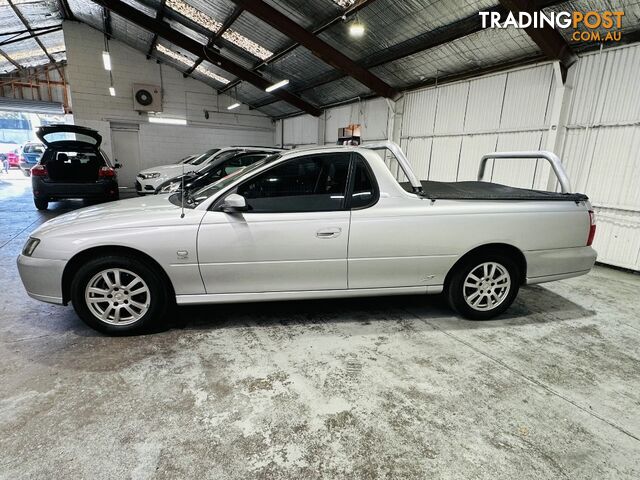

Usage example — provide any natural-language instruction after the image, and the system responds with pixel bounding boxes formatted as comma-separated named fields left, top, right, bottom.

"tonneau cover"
left=402, top=180, right=589, bottom=202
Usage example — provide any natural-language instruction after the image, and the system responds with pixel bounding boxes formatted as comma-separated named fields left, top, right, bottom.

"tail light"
left=31, top=164, right=47, bottom=176
left=587, top=210, right=596, bottom=246
left=98, top=166, right=116, bottom=178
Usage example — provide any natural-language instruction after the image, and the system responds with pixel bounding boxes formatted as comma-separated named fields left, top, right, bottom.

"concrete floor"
left=1, top=169, right=639, bottom=479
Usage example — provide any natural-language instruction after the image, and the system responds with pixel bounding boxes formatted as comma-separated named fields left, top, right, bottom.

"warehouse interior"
left=1, top=0, right=639, bottom=478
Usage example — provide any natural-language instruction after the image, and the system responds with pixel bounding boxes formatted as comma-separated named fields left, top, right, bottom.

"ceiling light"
left=227, top=102, right=241, bottom=110
left=349, top=22, right=365, bottom=37
left=265, top=79, right=289, bottom=92
left=149, top=117, right=187, bottom=125
left=109, top=86, right=116, bottom=96
left=102, top=51, right=111, bottom=70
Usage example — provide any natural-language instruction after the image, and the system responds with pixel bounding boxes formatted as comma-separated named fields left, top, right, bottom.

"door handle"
left=316, top=227, right=342, bottom=239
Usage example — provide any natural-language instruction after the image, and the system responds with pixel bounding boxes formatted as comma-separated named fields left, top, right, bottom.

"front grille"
left=144, top=185, right=154, bottom=191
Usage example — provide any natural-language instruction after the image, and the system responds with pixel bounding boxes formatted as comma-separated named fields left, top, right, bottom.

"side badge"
left=177, top=250, right=189, bottom=260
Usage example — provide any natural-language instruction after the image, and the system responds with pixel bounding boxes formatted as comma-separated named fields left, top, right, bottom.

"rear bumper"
left=525, top=246, right=597, bottom=284
left=17, top=254, right=66, bottom=305
left=33, top=178, right=119, bottom=200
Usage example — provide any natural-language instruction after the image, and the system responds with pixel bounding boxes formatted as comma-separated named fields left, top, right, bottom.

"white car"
left=17, top=142, right=596, bottom=335
left=135, top=147, right=283, bottom=194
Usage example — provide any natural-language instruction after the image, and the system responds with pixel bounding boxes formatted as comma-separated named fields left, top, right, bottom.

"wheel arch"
left=61, top=245, right=176, bottom=305
left=444, top=243, right=527, bottom=288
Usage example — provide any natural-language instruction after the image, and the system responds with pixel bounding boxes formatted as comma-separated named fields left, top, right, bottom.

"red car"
left=0, top=142, right=20, bottom=168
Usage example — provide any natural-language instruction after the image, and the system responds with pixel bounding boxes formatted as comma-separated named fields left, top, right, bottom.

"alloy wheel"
left=84, top=268, right=150, bottom=325
left=463, top=262, right=511, bottom=311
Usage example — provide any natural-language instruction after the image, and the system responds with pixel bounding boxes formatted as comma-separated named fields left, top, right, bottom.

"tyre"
left=446, top=253, right=520, bottom=320
left=70, top=255, right=171, bottom=335
left=34, top=198, right=48, bottom=210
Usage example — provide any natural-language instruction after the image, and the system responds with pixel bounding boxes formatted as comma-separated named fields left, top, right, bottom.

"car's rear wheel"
left=34, top=198, right=48, bottom=210
left=70, top=255, right=170, bottom=335
left=446, top=253, right=520, bottom=320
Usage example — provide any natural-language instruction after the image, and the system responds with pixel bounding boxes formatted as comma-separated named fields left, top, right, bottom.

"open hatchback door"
left=36, top=124, right=102, bottom=149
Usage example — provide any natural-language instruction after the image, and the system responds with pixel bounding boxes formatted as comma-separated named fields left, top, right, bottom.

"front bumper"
left=17, top=254, right=66, bottom=305
left=136, top=176, right=162, bottom=194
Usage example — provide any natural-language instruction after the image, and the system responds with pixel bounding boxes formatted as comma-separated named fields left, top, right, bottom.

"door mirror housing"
left=221, top=193, right=248, bottom=213
left=114, top=162, right=122, bottom=169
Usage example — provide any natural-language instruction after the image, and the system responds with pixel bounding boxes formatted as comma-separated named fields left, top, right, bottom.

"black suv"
left=31, top=125, right=120, bottom=210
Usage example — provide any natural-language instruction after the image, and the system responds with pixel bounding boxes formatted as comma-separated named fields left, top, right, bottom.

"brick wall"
left=63, top=21, right=275, bottom=169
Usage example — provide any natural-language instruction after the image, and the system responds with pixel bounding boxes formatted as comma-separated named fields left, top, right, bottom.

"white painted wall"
left=63, top=21, right=275, bottom=171
left=276, top=44, right=640, bottom=270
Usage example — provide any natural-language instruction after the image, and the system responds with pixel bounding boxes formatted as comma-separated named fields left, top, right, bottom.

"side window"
left=350, top=158, right=377, bottom=209
left=237, top=153, right=350, bottom=213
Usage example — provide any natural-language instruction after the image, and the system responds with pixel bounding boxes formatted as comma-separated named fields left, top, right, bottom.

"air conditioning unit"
left=133, top=83, right=162, bottom=112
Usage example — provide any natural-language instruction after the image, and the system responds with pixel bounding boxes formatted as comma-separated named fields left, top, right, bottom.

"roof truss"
left=96, top=0, right=321, bottom=116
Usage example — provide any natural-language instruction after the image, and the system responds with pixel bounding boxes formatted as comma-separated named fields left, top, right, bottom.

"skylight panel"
left=155, top=44, right=230, bottom=84
left=166, top=0, right=273, bottom=60
left=333, top=0, right=357, bottom=8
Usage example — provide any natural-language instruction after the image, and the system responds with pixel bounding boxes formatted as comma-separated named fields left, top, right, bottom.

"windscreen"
left=186, top=154, right=282, bottom=206
left=24, top=144, right=45, bottom=154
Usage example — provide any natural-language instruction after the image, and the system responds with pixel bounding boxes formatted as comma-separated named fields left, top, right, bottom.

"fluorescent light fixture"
left=102, top=51, right=111, bottom=70
left=349, top=22, right=365, bottom=37
left=227, top=102, right=241, bottom=110
left=148, top=117, right=187, bottom=125
left=109, top=86, right=116, bottom=96
left=265, top=79, right=289, bottom=93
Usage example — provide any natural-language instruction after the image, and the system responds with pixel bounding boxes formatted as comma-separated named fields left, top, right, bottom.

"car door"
left=347, top=155, right=438, bottom=289
left=197, top=152, right=352, bottom=294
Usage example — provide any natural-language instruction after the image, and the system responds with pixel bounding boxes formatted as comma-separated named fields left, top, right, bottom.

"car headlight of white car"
left=161, top=182, right=180, bottom=193
left=22, top=237, right=40, bottom=257
left=140, top=172, right=161, bottom=179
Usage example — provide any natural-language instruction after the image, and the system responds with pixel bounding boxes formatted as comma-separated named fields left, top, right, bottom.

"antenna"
left=180, top=160, right=185, bottom=218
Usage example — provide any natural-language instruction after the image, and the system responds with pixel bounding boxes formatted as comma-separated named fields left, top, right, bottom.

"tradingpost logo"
left=479, top=10, right=625, bottom=42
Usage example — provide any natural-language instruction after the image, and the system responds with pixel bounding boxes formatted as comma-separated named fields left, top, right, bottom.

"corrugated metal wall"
left=559, top=45, right=640, bottom=270
left=279, top=97, right=389, bottom=147
left=400, top=63, right=555, bottom=190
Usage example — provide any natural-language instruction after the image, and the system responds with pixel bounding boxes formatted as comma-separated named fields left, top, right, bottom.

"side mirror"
left=221, top=193, right=248, bottom=213
left=114, top=162, right=122, bottom=169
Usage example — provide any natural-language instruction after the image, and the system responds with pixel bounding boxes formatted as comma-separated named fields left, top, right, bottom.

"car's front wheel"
left=34, top=198, right=48, bottom=210
left=70, top=255, right=170, bottom=335
left=446, top=253, right=520, bottom=320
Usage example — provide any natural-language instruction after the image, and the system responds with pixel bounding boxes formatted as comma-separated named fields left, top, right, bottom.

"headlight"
left=22, top=237, right=40, bottom=257
left=140, top=172, right=161, bottom=179
left=161, top=182, right=180, bottom=193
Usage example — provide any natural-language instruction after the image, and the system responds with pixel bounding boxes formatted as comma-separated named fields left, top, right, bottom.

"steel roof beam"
left=0, top=26, right=63, bottom=48
left=146, top=0, right=166, bottom=59
left=498, top=0, right=576, bottom=70
left=0, top=48, right=23, bottom=71
left=96, top=0, right=321, bottom=116
left=227, top=0, right=397, bottom=99
left=253, top=0, right=566, bottom=110
left=57, top=0, right=75, bottom=21
left=219, top=0, right=379, bottom=94
left=184, top=5, right=243, bottom=77
left=7, top=0, right=58, bottom=66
